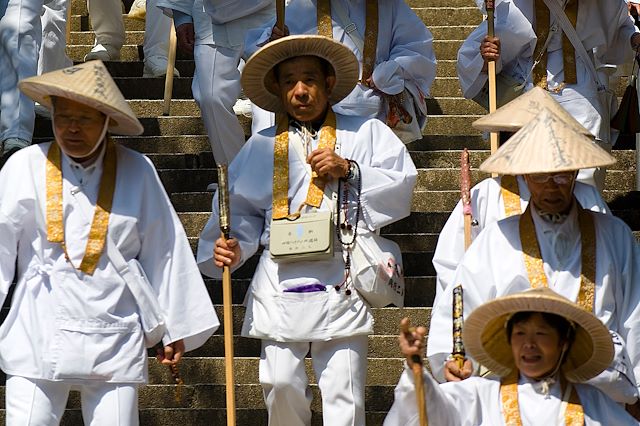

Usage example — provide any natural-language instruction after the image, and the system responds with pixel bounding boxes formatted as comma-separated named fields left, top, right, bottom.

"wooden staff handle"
left=486, top=3, right=499, bottom=171
left=276, top=0, right=285, bottom=31
left=163, top=21, right=177, bottom=116
left=411, top=357, right=428, bottom=426
left=222, top=262, right=236, bottom=426
left=401, top=322, right=428, bottom=426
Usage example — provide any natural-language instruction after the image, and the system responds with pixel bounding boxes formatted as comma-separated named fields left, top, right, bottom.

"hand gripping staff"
left=400, top=321, right=428, bottom=426
left=218, top=165, right=236, bottom=426
left=485, top=0, right=499, bottom=161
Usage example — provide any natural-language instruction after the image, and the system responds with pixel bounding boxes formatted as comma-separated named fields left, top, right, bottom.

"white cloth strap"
left=332, top=0, right=365, bottom=54
left=105, top=234, right=165, bottom=334
left=542, top=0, right=601, bottom=87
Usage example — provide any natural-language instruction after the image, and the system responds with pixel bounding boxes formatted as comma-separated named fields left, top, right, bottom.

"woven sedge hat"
left=462, top=287, right=613, bottom=383
left=19, top=60, right=143, bottom=135
left=479, top=108, right=616, bottom=175
left=241, top=35, right=359, bottom=113
left=472, top=87, right=592, bottom=136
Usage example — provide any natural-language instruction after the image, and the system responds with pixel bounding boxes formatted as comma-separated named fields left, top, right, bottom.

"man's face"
left=524, top=172, right=577, bottom=214
left=52, top=97, right=107, bottom=161
left=510, top=313, right=567, bottom=379
left=274, top=56, right=336, bottom=122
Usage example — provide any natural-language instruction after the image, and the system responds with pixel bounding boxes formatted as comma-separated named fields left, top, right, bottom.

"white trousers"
left=39, top=0, right=72, bottom=74
left=259, top=335, right=368, bottom=426
left=6, top=375, right=139, bottom=426
left=86, top=0, right=170, bottom=60
left=192, top=43, right=244, bottom=164
left=0, top=0, right=41, bottom=142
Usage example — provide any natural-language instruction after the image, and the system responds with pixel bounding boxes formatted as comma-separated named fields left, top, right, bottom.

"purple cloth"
left=283, top=284, right=327, bottom=293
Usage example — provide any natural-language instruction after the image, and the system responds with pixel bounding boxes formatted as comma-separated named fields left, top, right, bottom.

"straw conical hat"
left=472, top=87, right=591, bottom=136
left=19, top=60, right=143, bottom=135
left=479, top=108, right=616, bottom=175
left=241, top=35, right=359, bottom=113
left=463, top=287, right=614, bottom=383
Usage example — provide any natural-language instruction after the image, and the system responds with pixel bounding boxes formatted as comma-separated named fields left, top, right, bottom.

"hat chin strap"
left=52, top=109, right=110, bottom=163
left=530, top=344, right=568, bottom=397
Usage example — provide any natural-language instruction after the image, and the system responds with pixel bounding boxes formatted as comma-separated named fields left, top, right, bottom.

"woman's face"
left=510, top=313, right=567, bottom=379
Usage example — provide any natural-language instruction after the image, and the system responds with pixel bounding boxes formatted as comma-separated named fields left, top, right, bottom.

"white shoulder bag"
left=543, top=0, right=617, bottom=142
left=338, top=161, right=406, bottom=308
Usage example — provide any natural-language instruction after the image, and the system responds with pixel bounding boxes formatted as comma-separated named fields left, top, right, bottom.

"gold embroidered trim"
left=315, top=0, right=379, bottom=83
left=533, top=0, right=577, bottom=89
left=562, top=0, right=578, bottom=85
left=500, top=175, right=522, bottom=217
left=317, top=0, right=333, bottom=38
left=500, top=372, right=584, bottom=425
left=519, top=205, right=596, bottom=311
left=273, top=113, right=291, bottom=220
left=271, top=111, right=337, bottom=219
left=46, top=139, right=117, bottom=275
left=576, top=208, right=596, bottom=311
left=361, top=0, right=379, bottom=83
left=500, top=371, right=523, bottom=426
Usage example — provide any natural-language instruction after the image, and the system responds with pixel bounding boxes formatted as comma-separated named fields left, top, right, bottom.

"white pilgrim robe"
left=384, top=368, right=638, bottom=426
left=432, top=176, right=608, bottom=296
left=244, top=0, right=437, bottom=121
left=0, top=142, right=219, bottom=383
left=197, top=113, right=417, bottom=342
left=427, top=203, right=640, bottom=402
left=456, top=0, right=636, bottom=142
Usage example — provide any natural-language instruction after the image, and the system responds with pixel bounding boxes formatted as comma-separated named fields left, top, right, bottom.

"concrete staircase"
left=16, top=0, right=640, bottom=424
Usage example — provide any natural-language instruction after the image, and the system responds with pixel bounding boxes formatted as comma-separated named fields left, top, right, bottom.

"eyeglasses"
left=53, top=114, right=105, bottom=128
left=527, top=173, right=575, bottom=185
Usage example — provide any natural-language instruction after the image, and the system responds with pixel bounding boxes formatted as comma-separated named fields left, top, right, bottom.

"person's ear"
left=325, top=75, right=337, bottom=96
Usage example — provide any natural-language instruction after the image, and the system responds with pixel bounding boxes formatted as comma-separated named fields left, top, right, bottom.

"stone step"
left=151, top=149, right=636, bottom=172
left=68, top=5, right=483, bottom=33
left=414, top=7, right=482, bottom=27
left=66, top=37, right=467, bottom=62
left=68, top=0, right=479, bottom=15
left=68, top=27, right=476, bottom=49
left=154, top=167, right=636, bottom=197
left=20, top=407, right=390, bottom=426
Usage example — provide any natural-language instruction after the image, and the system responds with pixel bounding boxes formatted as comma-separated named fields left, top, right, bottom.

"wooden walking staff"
left=400, top=321, right=428, bottom=426
left=163, top=20, right=178, bottom=116
left=460, top=149, right=473, bottom=250
left=450, top=150, right=472, bottom=369
left=485, top=0, right=499, bottom=161
left=276, top=0, right=286, bottom=32
left=217, top=165, right=236, bottom=426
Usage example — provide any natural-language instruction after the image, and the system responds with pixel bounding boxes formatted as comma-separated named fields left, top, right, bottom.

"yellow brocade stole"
left=272, top=111, right=337, bottom=219
left=316, top=0, right=379, bottom=82
left=519, top=205, right=596, bottom=311
left=532, top=0, right=578, bottom=89
left=46, top=139, right=117, bottom=275
left=500, top=175, right=523, bottom=217
left=500, top=371, right=585, bottom=425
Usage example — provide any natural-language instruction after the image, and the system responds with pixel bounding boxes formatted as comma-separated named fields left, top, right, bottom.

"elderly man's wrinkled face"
left=524, top=172, right=577, bottom=214
left=52, top=97, right=107, bottom=161
left=274, top=56, right=336, bottom=123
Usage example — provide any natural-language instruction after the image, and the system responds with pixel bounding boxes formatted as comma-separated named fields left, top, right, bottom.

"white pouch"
left=269, top=211, right=334, bottom=263
left=349, top=232, right=405, bottom=308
